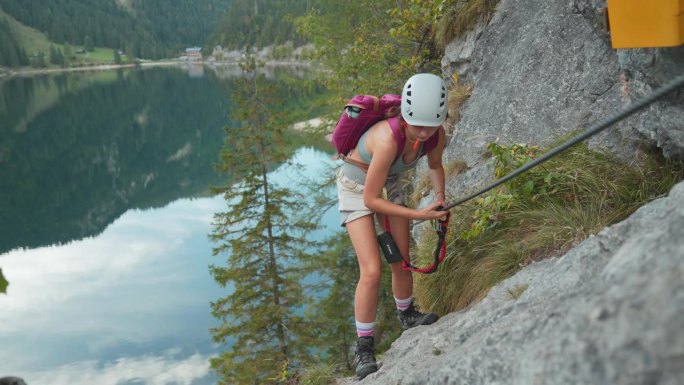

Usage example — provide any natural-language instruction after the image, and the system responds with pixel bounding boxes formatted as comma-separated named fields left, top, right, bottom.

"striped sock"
left=355, top=320, right=376, bottom=337
left=395, top=296, right=413, bottom=311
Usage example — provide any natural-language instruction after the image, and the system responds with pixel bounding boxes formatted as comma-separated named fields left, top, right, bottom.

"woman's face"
left=406, top=123, right=440, bottom=141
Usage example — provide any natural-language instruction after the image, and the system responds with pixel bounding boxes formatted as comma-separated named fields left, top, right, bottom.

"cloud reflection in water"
left=0, top=147, right=337, bottom=385
left=0, top=198, right=225, bottom=384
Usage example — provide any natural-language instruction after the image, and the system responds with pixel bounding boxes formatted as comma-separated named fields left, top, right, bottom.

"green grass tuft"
left=435, top=0, right=499, bottom=50
left=298, top=362, right=341, bottom=385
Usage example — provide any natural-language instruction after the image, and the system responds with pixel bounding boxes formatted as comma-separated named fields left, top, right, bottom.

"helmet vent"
left=407, top=99, right=412, bottom=105
left=440, top=102, right=445, bottom=107
left=407, top=91, right=412, bottom=96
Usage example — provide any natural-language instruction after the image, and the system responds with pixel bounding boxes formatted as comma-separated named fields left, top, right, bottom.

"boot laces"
left=403, top=302, right=424, bottom=319
left=357, top=348, right=375, bottom=365
left=355, top=340, right=375, bottom=366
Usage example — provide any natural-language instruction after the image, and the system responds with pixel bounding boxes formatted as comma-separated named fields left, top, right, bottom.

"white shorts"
left=336, top=167, right=405, bottom=226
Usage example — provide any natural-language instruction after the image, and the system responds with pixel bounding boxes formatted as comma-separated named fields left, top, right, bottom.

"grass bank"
left=412, top=140, right=684, bottom=314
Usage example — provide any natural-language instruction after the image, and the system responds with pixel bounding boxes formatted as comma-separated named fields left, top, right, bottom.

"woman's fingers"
left=420, top=202, right=448, bottom=220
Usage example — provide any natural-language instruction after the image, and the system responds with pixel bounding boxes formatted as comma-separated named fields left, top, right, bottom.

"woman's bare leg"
left=387, top=214, right=413, bottom=298
left=346, top=214, right=382, bottom=322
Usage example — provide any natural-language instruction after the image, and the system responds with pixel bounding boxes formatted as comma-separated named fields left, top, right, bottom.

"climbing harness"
left=403, top=211, right=450, bottom=274
left=413, top=72, right=684, bottom=228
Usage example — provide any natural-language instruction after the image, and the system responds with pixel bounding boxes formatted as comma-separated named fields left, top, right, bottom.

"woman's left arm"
left=427, top=127, right=447, bottom=206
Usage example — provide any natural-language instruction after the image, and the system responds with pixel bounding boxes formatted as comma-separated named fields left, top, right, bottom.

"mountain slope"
left=0, top=8, right=50, bottom=53
left=0, top=0, right=233, bottom=59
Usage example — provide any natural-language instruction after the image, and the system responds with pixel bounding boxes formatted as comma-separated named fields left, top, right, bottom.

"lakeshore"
left=0, top=60, right=183, bottom=79
left=0, top=57, right=313, bottom=80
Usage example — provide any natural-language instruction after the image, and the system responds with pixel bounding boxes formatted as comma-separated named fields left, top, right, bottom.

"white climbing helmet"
left=401, top=73, right=448, bottom=127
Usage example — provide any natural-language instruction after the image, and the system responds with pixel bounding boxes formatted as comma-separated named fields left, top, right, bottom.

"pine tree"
left=209, top=55, right=320, bottom=384
left=48, top=45, right=65, bottom=66
left=18, top=47, right=29, bottom=66
left=32, top=51, right=46, bottom=68
left=84, top=35, right=94, bottom=52
left=63, top=44, right=73, bottom=65
left=56, top=48, right=64, bottom=66
left=124, top=44, right=135, bottom=63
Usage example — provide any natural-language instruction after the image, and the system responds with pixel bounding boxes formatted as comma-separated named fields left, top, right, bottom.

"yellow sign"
left=607, top=0, right=684, bottom=48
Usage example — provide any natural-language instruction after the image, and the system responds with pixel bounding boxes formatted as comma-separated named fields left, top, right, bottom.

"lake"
left=0, top=65, right=338, bottom=385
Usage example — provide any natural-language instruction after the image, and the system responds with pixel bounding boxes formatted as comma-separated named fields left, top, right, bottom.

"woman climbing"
left=335, top=73, right=449, bottom=379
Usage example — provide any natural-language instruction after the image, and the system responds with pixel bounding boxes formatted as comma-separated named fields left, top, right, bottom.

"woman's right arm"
left=363, top=124, right=448, bottom=221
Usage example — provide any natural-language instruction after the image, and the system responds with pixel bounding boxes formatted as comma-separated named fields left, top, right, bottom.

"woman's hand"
left=417, top=201, right=449, bottom=221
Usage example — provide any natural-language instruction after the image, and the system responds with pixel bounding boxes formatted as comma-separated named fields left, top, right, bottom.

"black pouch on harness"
left=378, top=231, right=403, bottom=264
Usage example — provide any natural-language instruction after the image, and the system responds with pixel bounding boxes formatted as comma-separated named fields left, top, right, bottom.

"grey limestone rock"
left=440, top=0, right=683, bottom=168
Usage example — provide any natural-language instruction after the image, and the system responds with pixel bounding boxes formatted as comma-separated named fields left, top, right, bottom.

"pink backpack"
left=331, top=94, right=438, bottom=161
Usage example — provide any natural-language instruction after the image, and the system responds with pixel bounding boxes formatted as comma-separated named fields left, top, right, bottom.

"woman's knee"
left=358, top=266, right=382, bottom=286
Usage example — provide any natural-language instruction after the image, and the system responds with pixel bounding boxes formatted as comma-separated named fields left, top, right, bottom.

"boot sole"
left=400, top=313, right=439, bottom=329
left=356, top=363, right=378, bottom=379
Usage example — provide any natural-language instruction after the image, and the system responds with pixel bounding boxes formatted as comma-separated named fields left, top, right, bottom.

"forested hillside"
left=210, top=0, right=312, bottom=49
left=0, top=17, right=29, bottom=67
left=0, top=0, right=232, bottom=60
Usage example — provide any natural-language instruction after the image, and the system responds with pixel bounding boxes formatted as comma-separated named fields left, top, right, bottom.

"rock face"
left=346, top=0, right=684, bottom=383
left=441, top=0, right=684, bottom=169
left=416, top=0, right=683, bottom=236
left=339, top=180, right=684, bottom=385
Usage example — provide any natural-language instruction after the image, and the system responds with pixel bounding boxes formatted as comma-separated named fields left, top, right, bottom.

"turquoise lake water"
left=0, top=66, right=338, bottom=385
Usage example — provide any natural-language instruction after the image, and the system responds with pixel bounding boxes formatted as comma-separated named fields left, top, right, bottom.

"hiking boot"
left=396, top=301, right=439, bottom=330
left=353, top=336, right=378, bottom=379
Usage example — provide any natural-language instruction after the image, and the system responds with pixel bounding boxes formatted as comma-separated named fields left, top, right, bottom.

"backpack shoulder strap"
left=388, top=115, right=406, bottom=162
left=422, top=128, right=441, bottom=155
left=388, top=116, right=442, bottom=159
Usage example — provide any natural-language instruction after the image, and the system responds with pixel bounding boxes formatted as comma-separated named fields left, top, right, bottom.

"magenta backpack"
left=331, top=94, right=438, bottom=161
